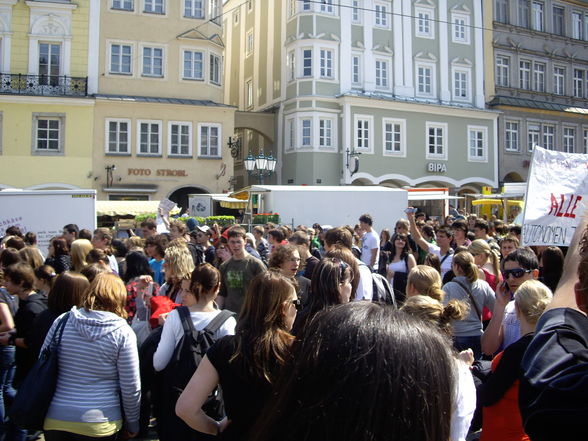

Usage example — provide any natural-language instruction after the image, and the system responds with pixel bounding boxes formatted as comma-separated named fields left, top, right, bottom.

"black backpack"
left=163, top=307, right=234, bottom=417
left=371, top=272, right=397, bottom=308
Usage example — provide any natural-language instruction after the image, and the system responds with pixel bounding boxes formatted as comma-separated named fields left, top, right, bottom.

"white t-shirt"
left=361, top=230, right=380, bottom=269
left=451, top=358, right=476, bottom=441
left=153, top=308, right=236, bottom=372
left=428, top=243, right=453, bottom=278
left=354, top=261, right=374, bottom=301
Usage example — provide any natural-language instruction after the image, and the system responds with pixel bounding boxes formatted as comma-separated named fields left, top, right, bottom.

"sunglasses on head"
left=502, top=268, right=532, bottom=279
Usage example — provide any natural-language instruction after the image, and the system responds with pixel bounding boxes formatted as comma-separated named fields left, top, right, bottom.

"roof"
left=489, top=96, right=588, bottom=115
left=94, top=94, right=235, bottom=108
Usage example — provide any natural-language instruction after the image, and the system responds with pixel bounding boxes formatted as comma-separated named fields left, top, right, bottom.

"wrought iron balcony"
left=0, top=74, right=88, bottom=97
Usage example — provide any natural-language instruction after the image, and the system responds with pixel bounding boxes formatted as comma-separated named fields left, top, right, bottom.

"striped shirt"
left=42, top=307, right=141, bottom=434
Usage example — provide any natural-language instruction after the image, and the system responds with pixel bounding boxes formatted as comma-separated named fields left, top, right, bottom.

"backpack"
left=163, top=306, right=234, bottom=419
left=371, top=273, right=397, bottom=309
left=187, top=242, right=204, bottom=266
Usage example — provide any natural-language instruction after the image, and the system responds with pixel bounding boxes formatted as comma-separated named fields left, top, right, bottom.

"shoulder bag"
left=453, top=279, right=482, bottom=319
left=9, top=312, right=70, bottom=430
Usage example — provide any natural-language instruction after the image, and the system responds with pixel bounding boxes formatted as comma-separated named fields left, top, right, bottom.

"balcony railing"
left=0, top=74, right=88, bottom=97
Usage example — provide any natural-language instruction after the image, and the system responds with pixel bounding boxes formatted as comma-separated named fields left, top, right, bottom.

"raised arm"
left=407, top=211, right=431, bottom=253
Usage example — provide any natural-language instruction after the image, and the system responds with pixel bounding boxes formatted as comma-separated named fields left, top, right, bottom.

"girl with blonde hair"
left=478, top=280, right=552, bottom=441
left=442, top=252, right=496, bottom=359
left=70, top=239, right=93, bottom=272
left=469, top=239, right=502, bottom=291
left=406, top=265, right=445, bottom=302
left=160, top=243, right=195, bottom=303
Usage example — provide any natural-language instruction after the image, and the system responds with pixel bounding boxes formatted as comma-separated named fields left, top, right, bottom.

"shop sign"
left=127, top=168, right=188, bottom=177
left=427, top=163, right=447, bottom=173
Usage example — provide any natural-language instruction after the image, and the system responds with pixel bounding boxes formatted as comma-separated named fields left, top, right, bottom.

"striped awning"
left=96, top=201, right=181, bottom=216
left=212, top=195, right=256, bottom=209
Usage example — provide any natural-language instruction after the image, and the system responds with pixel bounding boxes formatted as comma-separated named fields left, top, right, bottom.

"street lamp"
left=244, top=150, right=276, bottom=184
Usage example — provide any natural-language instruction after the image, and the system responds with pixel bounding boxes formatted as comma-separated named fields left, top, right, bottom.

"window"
left=375, top=59, right=389, bottom=88
left=138, top=121, right=162, bottom=155
left=246, top=31, right=254, bottom=57
left=528, top=123, right=540, bottom=152
left=320, top=0, right=334, bottom=14
left=355, top=117, right=372, bottom=151
left=319, top=119, right=333, bottom=148
left=110, top=44, right=132, bottom=74
left=496, top=56, right=510, bottom=87
left=106, top=119, right=130, bottom=154
left=553, top=6, right=564, bottom=36
left=375, top=2, right=388, bottom=27
left=112, top=0, right=133, bottom=11
left=33, top=115, right=63, bottom=155
left=142, top=47, right=163, bottom=77
left=584, top=128, right=588, bottom=153
left=452, top=14, right=469, bottom=43
left=210, top=53, right=221, bottom=85
left=543, top=124, right=554, bottom=150
left=416, top=8, right=434, bottom=37
left=585, top=15, right=588, bottom=41
left=352, top=55, right=361, bottom=85
left=301, top=119, right=312, bottom=147
left=302, top=0, right=311, bottom=12
left=169, top=122, right=192, bottom=156
left=302, top=49, right=312, bottom=77
left=426, top=123, right=447, bottom=159
left=553, top=66, right=565, bottom=95
left=572, top=12, right=583, bottom=39
left=320, top=49, right=333, bottom=79
left=39, top=43, right=61, bottom=85
left=518, top=0, right=529, bottom=27
left=144, top=0, right=164, bottom=14
left=288, top=51, right=295, bottom=81
left=286, top=119, right=295, bottom=151
left=383, top=119, right=405, bottom=156
left=505, top=121, right=519, bottom=151
left=520, top=60, right=531, bottom=89
left=531, top=1, right=543, bottom=31
left=246, top=80, right=253, bottom=108
left=453, top=68, right=470, bottom=100
left=495, top=0, right=508, bottom=23
left=183, top=50, right=203, bottom=80
left=416, top=64, right=434, bottom=96
left=209, top=0, right=220, bottom=23
left=563, top=127, right=575, bottom=153
left=352, top=0, right=361, bottom=23
left=199, top=124, right=220, bottom=157
left=468, top=126, right=487, bottom=161
left=574, top=69, right=585, bottom=98
left=533, top=62, right=545, bottom=92
left=184, top=0, right=203, bottom=18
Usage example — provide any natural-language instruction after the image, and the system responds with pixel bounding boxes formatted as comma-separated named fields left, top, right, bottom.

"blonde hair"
left=70, top=239, right=93, bottom=272
left=164, top=244, right=195, bottom=283
left=514, top=280, right=552, bottom=325
left=452, top=252, right=479, bottom=283
left=18, top=247, right=43, bottom=269
left=469, top=239, right=500, bottom=277
left=81, top=273, right=127, bottom=319
left=125, top=236, right=144, bottom=251
left=401, top=295, right=469, bottom=336
left=407, top=265, right=444, bottom=302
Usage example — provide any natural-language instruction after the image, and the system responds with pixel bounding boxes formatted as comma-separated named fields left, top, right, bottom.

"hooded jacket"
left=43, top=307, right=141, bottom=433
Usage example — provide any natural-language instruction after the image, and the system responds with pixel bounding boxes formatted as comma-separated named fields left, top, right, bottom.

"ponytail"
left=453, top=252, right=478, bottom=283
left=407, top=265, right=444, bottom=301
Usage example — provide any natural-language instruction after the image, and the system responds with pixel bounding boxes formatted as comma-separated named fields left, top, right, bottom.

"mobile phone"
left=404, top=208, right=418, bottom=214
left=502, top=280, right=510, bottom=292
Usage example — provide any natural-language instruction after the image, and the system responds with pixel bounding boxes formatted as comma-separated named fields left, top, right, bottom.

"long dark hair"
left=306, top=258, right=352, bottom=318
left=251, top=303, right=454, bottom=441
left=124, top=251, right=153, bottom=283
left=391, top=232, right=410, bottom=260
left=231, top=271, right=296, bottom=384
left=48, top=271, right=89, bottom=314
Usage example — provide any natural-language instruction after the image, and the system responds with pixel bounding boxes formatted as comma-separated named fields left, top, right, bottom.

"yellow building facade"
left=92, top=0, right=235, bottom=207
left=0, top=0, right=94, bottom=190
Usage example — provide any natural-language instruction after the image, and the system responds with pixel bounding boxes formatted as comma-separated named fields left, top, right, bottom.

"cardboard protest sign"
left=522, top=146, right=588, bottom=247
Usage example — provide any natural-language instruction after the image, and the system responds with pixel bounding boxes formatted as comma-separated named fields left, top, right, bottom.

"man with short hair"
left=267, top=228, right=286, bottom=255
left=252, top=226, right=269, bottom=265
left=358, top=214, right=379, bottom=271
left=289, top=231, right=319, bottom=280
left=141, top=219, right=157, bottom=239
left=62, top=224, right=79, bottom=246
left=192, top=226, right=215, bottom=264
left=218, top=226, right=266, bottom=314
left=145, top=235, right=167, bottom=286
left=408, top=211, right=454, bottom=278
left=481, top=247, right=541, bottom=355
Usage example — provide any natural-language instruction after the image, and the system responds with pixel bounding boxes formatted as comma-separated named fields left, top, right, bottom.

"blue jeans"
left=453, top=335, right=482, bottom=360
left=0, top=346, right=16, bottom=423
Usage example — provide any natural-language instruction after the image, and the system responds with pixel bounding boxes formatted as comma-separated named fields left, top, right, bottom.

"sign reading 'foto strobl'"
left=522, top=146, right=588, bottom=247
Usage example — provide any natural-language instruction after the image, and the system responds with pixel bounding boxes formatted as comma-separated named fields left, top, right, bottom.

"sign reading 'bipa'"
left=522, top=146, right=588, bottom=247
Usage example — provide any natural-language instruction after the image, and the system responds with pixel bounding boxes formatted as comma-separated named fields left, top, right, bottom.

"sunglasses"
left=502, top=268, right=532, bottom=279
left=291, top=299, right=302, bottom=311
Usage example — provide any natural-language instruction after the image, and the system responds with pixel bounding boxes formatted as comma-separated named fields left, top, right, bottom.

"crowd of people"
left=0, top=204, right=584, bottom=441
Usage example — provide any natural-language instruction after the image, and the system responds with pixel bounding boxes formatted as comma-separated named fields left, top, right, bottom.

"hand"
left=495, top=280, right=511, bottom=306
left=458, top=349, right=475, bottom=366
left=137, top=275, right=153, bottom=292
left=118, top=429, right=138, bottom=439
left=158, top=312, right=169, bottom=326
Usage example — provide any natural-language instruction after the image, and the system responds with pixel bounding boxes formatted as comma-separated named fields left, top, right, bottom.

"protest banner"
left=522, top=146, right=588, bottom=247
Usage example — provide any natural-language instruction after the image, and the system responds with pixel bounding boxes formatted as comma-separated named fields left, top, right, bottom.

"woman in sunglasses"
left=176, top=271, right=298, bottom=441
left=386, top=233, right=417, bottom=306
left=291, top=257, right=354, bottom=335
